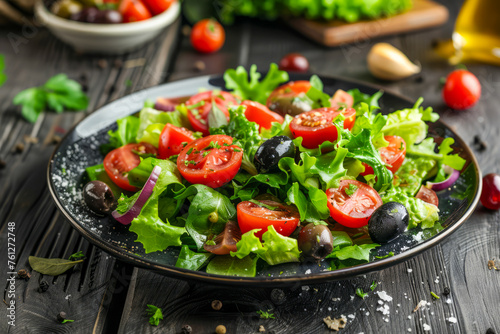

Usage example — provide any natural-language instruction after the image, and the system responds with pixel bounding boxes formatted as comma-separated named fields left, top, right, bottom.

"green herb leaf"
left=430, top=291, right=440, bottom=299
left=29, top=256, right=84, bottom=276
left=249, top=199, right=278, bottom=211
left=61, top=319, right=74, bottom=324
left=146, top=304, right=163, bottom=326
left=375, top=251, right=394, bottom=259
left=345, top=183, right=358, bottom=196
left=0, top=54, right=7, bottom=87
left=68, top=251, right=85, bottom=261
left=207, top=100, right=229, bottom=129
left=356, top=287, right=368, bottom=299
left=256, top=310, right=275, bottom=319
left=370, top=281, right=377, bottom=291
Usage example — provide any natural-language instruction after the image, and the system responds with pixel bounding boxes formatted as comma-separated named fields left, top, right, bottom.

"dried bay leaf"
left=29, top=256, right=84, bottom=276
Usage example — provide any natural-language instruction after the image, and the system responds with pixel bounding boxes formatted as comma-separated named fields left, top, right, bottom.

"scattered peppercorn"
left=97, top=59, right=108, bottom=69
left=414, top=75, right=424, bottom=84
left=57, top=311, right=67, bottom=323
left=181, top=324, right=192, bottom=333
left=51, top=135, right=62, bottom=145
left=0, top=159, right=6, bottom=169
left=270, top=288, right=285, bottom=305
left=215, top=325, right=226, bottom=334
left=39, top=280, right=49, bottom=293
left=17, top=269, right=30, bottom=280
left=14, top=142, right=25, bottom=153
left=211, top=299, right=222, bottom=311
left=473, top=135, right=487, bottom=152
left=194, top=61, right=206, bottom=71
left=443, top=287, right=450, bottom=296
left=486, top=328, right=495, bottom=334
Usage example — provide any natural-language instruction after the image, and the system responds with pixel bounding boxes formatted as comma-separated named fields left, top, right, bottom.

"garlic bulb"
left=367, top=43, right=421, bottom=81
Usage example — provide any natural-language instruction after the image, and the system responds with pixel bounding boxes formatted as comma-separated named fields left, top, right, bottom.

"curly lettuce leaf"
left=260, top=114, right=293, bottom=139
left=327, top=243, right=380, bottom=262
left=175, top=245, right=213, bottom=271
left=128, top=157, right=181, bottom=188
left=382, top=188, right=440, bottom=229
left=231, top=226, right=301, bottom=266
left=174, top=184, right=236, bottom=250
left=223, top=63, right=288, bottom=104
left=107, top=115, right=140, bottom=149
left=393, top=156, right=437, bottom=196
left=348, top=89, right=383, bottom=108
left=407, top=137, right=466, bottom=171
left=206, top=255, right=258, bottom=277
left=306, top=75, right=331, bottom=109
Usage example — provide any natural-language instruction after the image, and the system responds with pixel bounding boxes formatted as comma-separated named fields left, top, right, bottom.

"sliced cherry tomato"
left=119, top=0, right=152, bottom=22
left=326, top=180, right=383, bottom=228
left=158, top=123, right=196, bottom=159
left=331, top=89, right=353, bottom=108
left=241, top=100, right=284, bottom=130
left=361, top=136, right=406, bottom=176
left=103, top=143, right=157, bottom=191
left=177, top=135, right=242, bottom=188
left=141, top=0, right=172, bottom=15
left=237, top=200, right=300, bottom=239
left=186, top=91, right=238, bottom=136
left=416, top=185, right=439, bottom=207
left=442, top=69, right=481, bottom=110
left=289, top=107, right=356, bottom=148
left=190, top=18, right=225, bottom=53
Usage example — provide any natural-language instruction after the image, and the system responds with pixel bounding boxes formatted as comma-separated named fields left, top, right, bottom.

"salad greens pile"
left=86, top=63, right=466, bottom=277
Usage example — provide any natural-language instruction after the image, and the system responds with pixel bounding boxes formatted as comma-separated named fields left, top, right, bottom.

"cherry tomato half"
left=242, top=100, right=284, bottom=130
left=237, top=200, right=300, bottom=239
left=119, top=0, right=152, bottom=22
left=289, top=107, right=356, bottom=148
left=186, top=91, right=238, bottom=136
left=103, top=143, right=157, bottom=191
left=331, top=89, right=353, bottom=108
left=361, top=136, right=406, bottom=176
left=442, top=69, right=481, bottom=110
left=416, top=185, right=439, bottom=207
left=141, top=0, right=173, bottom=15
left=158, top=123, right=196, bottom=159
left=190, top=18, right=225, bottom=53
left=326, top=180, right=383, bottom=228
left=177, top=135, right=242, bottom=188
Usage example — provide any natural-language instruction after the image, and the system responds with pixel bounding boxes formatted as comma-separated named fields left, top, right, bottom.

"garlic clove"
left=367, top=43, right=421, bottom=81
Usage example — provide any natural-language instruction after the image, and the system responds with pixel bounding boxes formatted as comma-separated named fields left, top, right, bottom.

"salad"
left=82, top=64, right=466, bottom=277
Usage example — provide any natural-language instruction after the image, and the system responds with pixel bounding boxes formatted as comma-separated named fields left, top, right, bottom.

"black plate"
left=47, top=74, right=482, bottom=286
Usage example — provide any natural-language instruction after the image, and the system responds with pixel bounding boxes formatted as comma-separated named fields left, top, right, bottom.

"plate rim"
left=47, top=73, right=483, bottom=286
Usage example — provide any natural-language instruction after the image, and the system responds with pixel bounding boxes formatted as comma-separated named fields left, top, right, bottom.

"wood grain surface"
left=1, top=0, right=499, bottom=333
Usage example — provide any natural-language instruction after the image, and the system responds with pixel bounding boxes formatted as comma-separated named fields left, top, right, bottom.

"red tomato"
left=289, top=107, right=356, bottom=148
left=241, top=100, right=284, bottom=130
left=158, top=123, right=196, bottom=159
left=177, top=135, right=242, bottom=188
left=331, top=89, right=353, bottom=108
left=481, top=173, right=500, bottom=210
left=119, top=0, right=152, bottom=22
left=237, top=200, right=300, bottom=239
left=361, top=136, right=406, bottom=176
left=416, top=185, right=439, bottom=207
left=103, top=143, right=157, bottom=191
left=190, top=18, right=225, bottom=53
left=186, top=91, right=238, bottom=136
left=141, top=0, right=173, bottom=15
left=326, top=180, right=382, bottom=228
left=278, top=53, right=309, bottom=73
left=442, top=69, right=481, bottom=110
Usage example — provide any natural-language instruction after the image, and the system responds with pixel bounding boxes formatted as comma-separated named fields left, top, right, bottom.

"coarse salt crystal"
left=423, top=324, right=431, bottom=331
left=407, top=268, right=413, bottom=273
left=447, top=317, right=457, bottom=324
left=305, top=269, right=311, bottom=274
left=376, top=291, right=393, bottom=302
left=348, top=314, right=355, bottom=319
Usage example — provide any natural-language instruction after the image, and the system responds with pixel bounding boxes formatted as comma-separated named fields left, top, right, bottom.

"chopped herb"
left=0, top=54, right=6, bottom=87
left=355, top=287, right=368, bottom=299
left=61, top=319, right=74, bottom=324
left=68, top=251, right=85, bottom=261
left=184, top=160, right=197, bottom=166
left=249, top=199, right=278, bottom=211
left=146, top=304, right=163, bottom=326
left=205, top=240, right=216, bottom=246
left=256, top=310, right=275, bottom=319
left=430, top=291, right=440, bottom=299
left=345, top=183, right=358, bottom=196
left=233, top=148, right=242, bottom=152
left=370, top=281, right=377, bottom=291
left=203, top=141, right=222, bottom=150
left=375, top=252, right=394, bottom=259
left=203, top=151, right=210, bottom=157
left=181, top=142, right=188, bottom=147
left=186, top=101, right=205, bottom=109
left=125, top=79, right=132, bottom=87
left=400, top=141, right=404, bottom=150
left=186, top=147, right=194, bottom=155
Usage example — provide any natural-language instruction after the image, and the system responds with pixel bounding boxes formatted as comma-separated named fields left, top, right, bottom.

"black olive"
left=298, top=224, right=333, bottom=260
left=82, top=181, right=116, bottom=215
left=267, top=96, right=312, bottom=116
left=95, top=10, right=123, bottom=24
left=254, top=136, right=295, bottom=174
left=368, top=202, right=409, bottom=243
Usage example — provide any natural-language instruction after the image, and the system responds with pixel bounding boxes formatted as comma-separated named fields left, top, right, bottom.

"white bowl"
left=35, top=0, right=180, bottom=54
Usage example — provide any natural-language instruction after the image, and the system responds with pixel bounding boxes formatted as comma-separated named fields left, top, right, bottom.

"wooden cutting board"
left=287, top=0, right=449, bottom=47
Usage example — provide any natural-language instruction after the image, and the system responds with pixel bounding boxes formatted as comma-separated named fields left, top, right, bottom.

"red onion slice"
left=426, top=165, right=460, bottom=191
left=111, top=165, right=161, bottom=225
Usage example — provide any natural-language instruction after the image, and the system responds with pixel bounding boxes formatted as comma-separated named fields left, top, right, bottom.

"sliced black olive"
left=298, top=224, right=333, bottom=260
left=82, top=181, right=116, bottom=215
left=267, top=96, right=312, bottom=117
left=254, top=135, right=295, bottom=174
left=368, top=202, right=409, bottom=243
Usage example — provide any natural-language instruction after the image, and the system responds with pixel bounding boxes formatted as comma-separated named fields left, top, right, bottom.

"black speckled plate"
left=47, top=74, right=482, bottom=286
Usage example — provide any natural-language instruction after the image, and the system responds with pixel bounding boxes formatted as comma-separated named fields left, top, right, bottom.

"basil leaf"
left=29, top=256, right=84, bottom=276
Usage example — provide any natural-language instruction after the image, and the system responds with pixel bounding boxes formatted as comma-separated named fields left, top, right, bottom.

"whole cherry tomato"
left=442, top=69, right=481, bottom=110
left=190, top=18, right=225, bottom=53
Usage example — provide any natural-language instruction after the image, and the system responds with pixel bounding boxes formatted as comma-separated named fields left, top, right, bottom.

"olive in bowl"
left=298, top=223, right=333, bottom=260
left=254, top=135, right=295, bottom=174
left=368, top=202, right=409, bottom=243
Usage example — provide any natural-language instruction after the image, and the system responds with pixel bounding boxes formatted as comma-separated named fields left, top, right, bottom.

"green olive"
left=78, top=0, right=103, bottom=8
left=51, top=0, right=83, bottom=19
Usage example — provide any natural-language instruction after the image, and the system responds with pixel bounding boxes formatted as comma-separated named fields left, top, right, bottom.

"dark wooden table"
left=1, top=0, right=499, bottom=333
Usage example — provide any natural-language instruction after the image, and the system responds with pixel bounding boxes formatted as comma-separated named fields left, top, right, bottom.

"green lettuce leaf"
left=174, top=184, right=236, bottom=250
left=306, top=75, right=331, bottom=109
left=231, top=226, right=301, bottom=266
left=392, top=156, right=437, bottom=196
left=286, top=182, right=330, bottom=223
left=407, top=137, right=466, bottom=171
left=223, top=63, right=289, bottom=104
left=260, top=114, right=293, bottom=139
left=128, top=157, right=181, bottom=189
left=107, top=115, right=140, bottom=149
left=347, top=89, right=383, bottom=108
left=327, top=243, right=380, bottom=262
left=206, top=255, right=258, bottom=277
left=175, top=245, right=213, bottom=271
